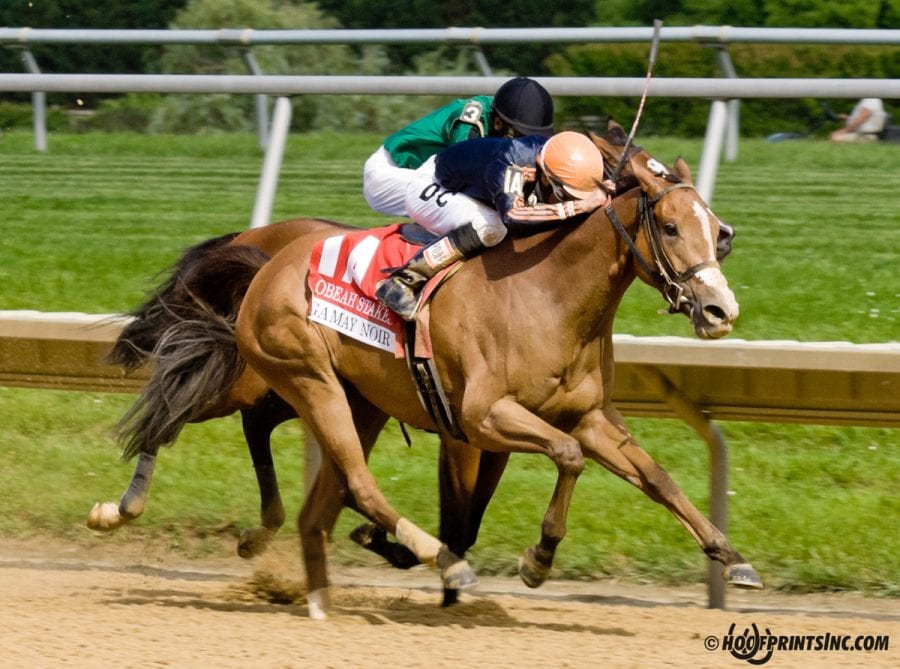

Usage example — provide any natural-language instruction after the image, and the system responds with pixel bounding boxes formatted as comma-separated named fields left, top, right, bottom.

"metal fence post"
left=712, top=46, right=740, bottom=163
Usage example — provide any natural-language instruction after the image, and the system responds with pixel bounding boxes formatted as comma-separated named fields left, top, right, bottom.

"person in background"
left=363, top=77, right=555, bottom=216
left=829, top=98, right=887, bottom=142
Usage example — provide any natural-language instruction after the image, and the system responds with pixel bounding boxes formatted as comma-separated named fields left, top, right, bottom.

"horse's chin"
left=682, top=301, right=735, bottom=339
left=693, top=321, right=733, bottom=340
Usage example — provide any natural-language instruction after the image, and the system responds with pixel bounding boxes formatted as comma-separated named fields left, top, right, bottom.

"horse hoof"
left=307, top=588, right=330, bottom=621
left=518, top=547, right=550, bottom=589
left=237, top=527, right=274, bottom=559
left=349, top=523, right=380, bottom=548
left=724, top=562, right=764, bottom=589
left=86, top=502, right=124, bottom=532
left=350, top=523, right=420, bottom=570
left=441, top=559, right=478, bottom=591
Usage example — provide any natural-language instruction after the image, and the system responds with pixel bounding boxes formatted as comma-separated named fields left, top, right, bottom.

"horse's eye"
left=663, top=222, right=678, bottom=237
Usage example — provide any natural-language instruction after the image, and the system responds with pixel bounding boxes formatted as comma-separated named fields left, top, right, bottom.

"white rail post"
left=20, top=50, right=47, bottom=152
left=240, top=49, right=269, bottom=151
left=250, top=95, right=291, bottom=228
left=712, top=46, right=740, bottom=162
left=696, top=99, right=728, bottom=205
left=303, top=427, right=322, bottom=498
left=632, top=365, right=729, bottom=609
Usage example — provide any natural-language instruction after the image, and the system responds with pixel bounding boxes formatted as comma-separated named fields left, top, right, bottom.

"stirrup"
left=375, top=276, right=420, bottom=321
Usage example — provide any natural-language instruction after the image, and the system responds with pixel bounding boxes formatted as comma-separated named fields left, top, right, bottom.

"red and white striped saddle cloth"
left=306, top=223, right=456, bottom=357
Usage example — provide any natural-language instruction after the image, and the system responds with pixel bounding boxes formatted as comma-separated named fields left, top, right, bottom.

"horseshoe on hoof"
left=435, top=545, right=478, bottom=591
left=724, top=562, right=764, bottom=589
left=237, top=527, right=277, bottom=559
left=86, top=501, right=128, bottom=532
left=441, top=559, right=478, bottom=591
left=518, top=547, right=551, bottom=589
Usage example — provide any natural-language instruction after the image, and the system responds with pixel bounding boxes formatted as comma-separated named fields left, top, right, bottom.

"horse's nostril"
left=704, top=304, right=727, bottom=324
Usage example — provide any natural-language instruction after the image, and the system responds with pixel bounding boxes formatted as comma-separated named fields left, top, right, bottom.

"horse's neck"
left=552, top=188, right=642, bottom=335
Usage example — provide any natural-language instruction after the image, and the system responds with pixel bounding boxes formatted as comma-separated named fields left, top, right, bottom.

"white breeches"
left=404, top=157, right=508, bottom=247
left=363, top=145, right=415, bottom=216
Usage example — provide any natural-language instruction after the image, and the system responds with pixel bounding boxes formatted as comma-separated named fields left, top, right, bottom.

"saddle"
left=398, top=223, right=439, bottom=246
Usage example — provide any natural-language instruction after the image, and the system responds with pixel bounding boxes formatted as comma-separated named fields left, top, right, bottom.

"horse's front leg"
left=349, top=439, right=508, bottom=605
left=438, top=440, right=510, bottom=604
left=87, top=450, right=156, bottom=531
left=465, top=398, right=585, bottom=589
left=574, top=406, right=763, bottom=589
left=237, top=393, right=295, bottom=558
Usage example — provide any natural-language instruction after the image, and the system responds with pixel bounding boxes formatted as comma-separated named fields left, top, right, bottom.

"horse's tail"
left=114, top=238, right=271, bottom=461
left=107, top=233, right=241, bottom=371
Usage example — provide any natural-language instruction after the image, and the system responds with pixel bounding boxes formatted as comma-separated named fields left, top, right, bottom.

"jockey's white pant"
left=404, top=157, right=508, bottom=248
left=363, top=146, right=416, bottom=216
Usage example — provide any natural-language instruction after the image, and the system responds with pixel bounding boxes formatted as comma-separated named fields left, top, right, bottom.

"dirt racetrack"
left=1, top=537, right=896, bottom=669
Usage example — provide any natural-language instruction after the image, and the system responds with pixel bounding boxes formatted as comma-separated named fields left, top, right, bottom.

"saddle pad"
left=307, top=224, right=414, bottom=354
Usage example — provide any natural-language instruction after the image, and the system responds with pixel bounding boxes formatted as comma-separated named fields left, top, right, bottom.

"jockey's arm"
left=494, top=167, right=612, bottom=230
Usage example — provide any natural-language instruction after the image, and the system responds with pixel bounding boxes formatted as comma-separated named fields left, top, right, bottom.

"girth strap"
left=402, top=321, right=467, bottom=442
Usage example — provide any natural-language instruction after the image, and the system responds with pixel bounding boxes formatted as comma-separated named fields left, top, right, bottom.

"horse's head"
left=591, top=125, right=739, bottom=339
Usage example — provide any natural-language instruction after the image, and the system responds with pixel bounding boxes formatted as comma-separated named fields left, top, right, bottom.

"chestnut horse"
left=89, top=128, right=757, bottom=619
left=230, top=131, right=761, bottom=618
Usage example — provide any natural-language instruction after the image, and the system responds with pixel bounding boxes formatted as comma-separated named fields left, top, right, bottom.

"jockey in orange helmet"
left=376, top=131, right=615, bottom=320
left=363, top=77, right=554, bottom=217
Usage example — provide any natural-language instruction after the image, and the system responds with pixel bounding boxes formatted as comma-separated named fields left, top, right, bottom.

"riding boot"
left=376, top=222, right=484, bottom=320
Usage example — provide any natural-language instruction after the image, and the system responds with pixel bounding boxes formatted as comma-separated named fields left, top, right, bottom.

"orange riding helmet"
left=536, top=131, right=606, bottom=199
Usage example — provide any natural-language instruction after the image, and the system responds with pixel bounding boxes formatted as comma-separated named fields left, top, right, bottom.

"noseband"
left=604, top=182, right=719, bottom=313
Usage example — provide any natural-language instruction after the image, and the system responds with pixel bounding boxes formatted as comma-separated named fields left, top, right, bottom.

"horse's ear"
left=589, top=131, right=622, bottom=164
left=590, top=119, right=630, bottom=163
left=674, top=156, right=694, bottom=185
left=604, top=119, right=628, bottom=144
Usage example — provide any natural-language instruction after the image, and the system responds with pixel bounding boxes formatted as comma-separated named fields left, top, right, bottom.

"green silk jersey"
left=382, top=95, right=493, bottom=169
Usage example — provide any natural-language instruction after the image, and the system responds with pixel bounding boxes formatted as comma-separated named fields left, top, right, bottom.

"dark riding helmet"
left=491, top=77, right=554, bottom=137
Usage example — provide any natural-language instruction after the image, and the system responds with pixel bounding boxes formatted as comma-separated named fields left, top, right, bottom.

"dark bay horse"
left=87, top=220, right=324, bottom=556
left=231, top=131, right=761, bottom=618
left=88, top=217, right=415, bottom=568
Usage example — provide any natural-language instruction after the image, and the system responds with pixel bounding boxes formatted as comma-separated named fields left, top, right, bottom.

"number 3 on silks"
left=419, top=182, right=453, bottom=207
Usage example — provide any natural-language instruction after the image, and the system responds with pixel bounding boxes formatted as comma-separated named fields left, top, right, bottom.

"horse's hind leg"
left=298, top=447, right=351, bottom=619
left=261, top=371, right=473, bottom=616
left=87, top=450, right=157, bottom=531
left=237, top=392, right=296, bottom=558
left=300, top=389, right=407, bottom=618
left=575, top=406, right=762, bottom=589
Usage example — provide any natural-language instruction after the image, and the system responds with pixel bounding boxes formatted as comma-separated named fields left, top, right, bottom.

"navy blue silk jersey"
left=434, top=135, right=550, bottom=225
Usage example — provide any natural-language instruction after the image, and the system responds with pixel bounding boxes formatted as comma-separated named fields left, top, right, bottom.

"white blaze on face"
left=695, top=266, right=739, bottom=317
left=691, top=200, right=717, bottom=261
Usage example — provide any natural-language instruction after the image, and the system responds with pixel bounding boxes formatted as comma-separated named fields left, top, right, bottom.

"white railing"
left=3, top=26, right=899, bottom=222
left=1, top=310, right=897, bottom=608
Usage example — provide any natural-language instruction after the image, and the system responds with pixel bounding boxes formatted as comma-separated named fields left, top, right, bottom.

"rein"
left=604, top=182, right=718, bottom=313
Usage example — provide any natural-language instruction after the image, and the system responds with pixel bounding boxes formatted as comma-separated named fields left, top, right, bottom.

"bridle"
left=604, top=182, right=719, bottom=313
